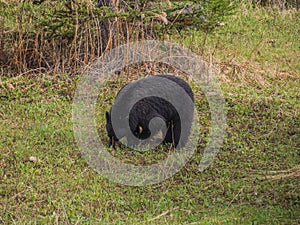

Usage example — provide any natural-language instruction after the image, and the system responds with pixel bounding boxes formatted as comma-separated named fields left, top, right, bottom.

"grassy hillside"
left=1, top=3, right=299, bottom=224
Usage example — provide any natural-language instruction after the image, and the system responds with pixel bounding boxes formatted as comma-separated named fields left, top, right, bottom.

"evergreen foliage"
left=10, top=0, right=238, bottom=38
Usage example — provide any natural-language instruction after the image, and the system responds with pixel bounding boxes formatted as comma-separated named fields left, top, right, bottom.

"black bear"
left=105, top=74, right=194, bottom=149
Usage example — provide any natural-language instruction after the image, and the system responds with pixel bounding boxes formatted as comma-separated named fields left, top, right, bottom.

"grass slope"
left=1, top=4, right=299, bottom=224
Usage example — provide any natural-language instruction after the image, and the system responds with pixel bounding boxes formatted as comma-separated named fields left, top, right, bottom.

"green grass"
left=1, top=3, right=299, bottom=225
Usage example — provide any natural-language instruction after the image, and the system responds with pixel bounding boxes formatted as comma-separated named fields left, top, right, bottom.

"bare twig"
left=147, top=207, right=178, bottom=222
left=222, top=187, right=244, bottom=214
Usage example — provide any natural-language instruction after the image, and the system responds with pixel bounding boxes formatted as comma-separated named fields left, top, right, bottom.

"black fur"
left=105, top=75, right=194, bottom=148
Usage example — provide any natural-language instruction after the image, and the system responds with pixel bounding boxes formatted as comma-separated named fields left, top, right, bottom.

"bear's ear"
left=105, top=111, right=110, bottom=122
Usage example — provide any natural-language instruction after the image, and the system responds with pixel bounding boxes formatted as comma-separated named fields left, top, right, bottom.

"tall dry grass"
left=0, top=0, right=156, bottom=75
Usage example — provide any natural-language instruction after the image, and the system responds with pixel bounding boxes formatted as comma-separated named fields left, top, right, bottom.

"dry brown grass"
left=242, top=0, right=300, bottom=9
left=245, top=165, right=300, bottom=181
left=0, top=0, right=156, bottom=75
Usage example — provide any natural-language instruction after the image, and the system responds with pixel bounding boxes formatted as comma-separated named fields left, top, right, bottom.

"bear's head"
left=105, top=110, right=117, bottom=147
